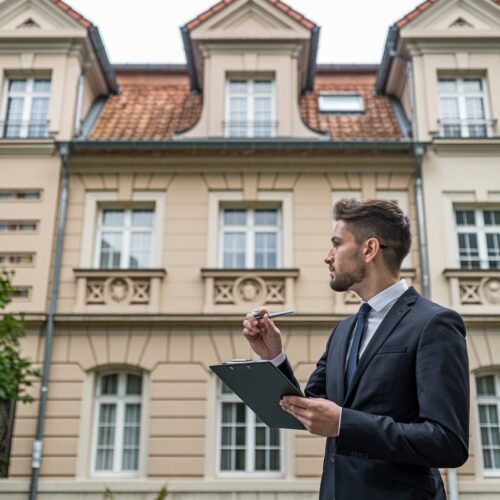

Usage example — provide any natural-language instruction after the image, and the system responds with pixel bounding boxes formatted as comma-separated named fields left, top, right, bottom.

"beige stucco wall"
left=0, top=154, right=60, bottom=313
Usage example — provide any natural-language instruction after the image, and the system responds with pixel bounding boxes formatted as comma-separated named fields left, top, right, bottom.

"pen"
left=253, top=310, right=295, bottom=320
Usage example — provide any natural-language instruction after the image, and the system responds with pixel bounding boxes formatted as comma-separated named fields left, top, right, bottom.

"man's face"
left=324, top=220, right=366, bottom=292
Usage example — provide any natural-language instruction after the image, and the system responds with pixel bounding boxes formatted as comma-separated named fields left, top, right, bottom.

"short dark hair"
left=333, top=198, right=411, bottom=272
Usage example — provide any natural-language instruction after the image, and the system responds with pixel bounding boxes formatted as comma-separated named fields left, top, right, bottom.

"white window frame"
left=1, top=77, right=51, bottom=138
left=225, top=79, right=276, bottom=138
left=438, top=77, right=492, bottom=138
left=94, top=207, right=155, bottom=269
left=476, top=373, right=500, bottom=477
left=454, top=207, right=500, bottom=269
left=90, top=371, right=144, bottom=478
left=318, top=93, right=364, bottom=114
left=80, top=191, right=165, bottom=269
left=218, top=207, right=282, bottom=269
left=216, top=382, right=284, bottom=478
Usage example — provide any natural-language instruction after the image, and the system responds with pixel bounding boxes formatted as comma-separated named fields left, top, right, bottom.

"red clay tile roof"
left=185, top=0, right=316, bottom=31
left=50, top=0, right=93, bottom=28
left=396, top=0, right=500, bottom=29
left=89, top=67, right=402, bottom=141
left=300, top=71, right=401, bottom=140
left=89, top=71, right=202, bottom=141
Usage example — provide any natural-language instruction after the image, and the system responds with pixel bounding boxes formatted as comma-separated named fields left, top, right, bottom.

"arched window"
left=476, top=374, right=500, bottom=472
left=92, top=371, right=143, bottom=476
left=217, top=380, right=283, bottom=476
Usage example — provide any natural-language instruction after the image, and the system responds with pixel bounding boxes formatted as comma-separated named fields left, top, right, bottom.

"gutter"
left=28, top=143, right=70, bottom=500
left=305, top=26, right=320, bottom=92
left=375, top=25, right=399, bottom=95
left=69, top=138, right=417, bottom=153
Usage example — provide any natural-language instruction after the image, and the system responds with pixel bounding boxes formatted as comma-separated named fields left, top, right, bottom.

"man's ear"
left=364, top=237, right=380, bottom=263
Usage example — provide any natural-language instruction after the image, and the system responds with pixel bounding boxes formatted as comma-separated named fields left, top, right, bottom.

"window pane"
left=223, top=232, right=246, bottom=268
left=440, top=97, right=460, bottom=119
left=222, top=403, right=233, bottom=424
left=99, top=232, right=122, bottom=269
left=466, top=97, right=485, bottom=120
left=494, top=449, right=500, bottom=469
left=270, top=449, right=280, bottom=470
left=221, top=427, right=232, bottom=446
left=100, top=374, right=118, bottom=395
left=131, top=209, right=153, bottom=226
left=484, top=211, right=500, bottom=226
left=28, top=97, right=49, bottom=137
left=96, top=404, right=116, bottom=471
left=102, top=210, right=124, bottom=226
left=229, top=80, right=247, bottom=94
left=220, top=450, right=231, bottom=470
left=122, top=403, right=141, bottom=471
left=235, top=449, right=245, bottom=470
left=220, top=382, right=233, bottom=395
left=126, top=374, right=142, bottom=395
left=486, top=234, right=500, bottom=269
left=255, top=449, right=266, bottom=471
left=236, top=403, right=245, bottom=423
left=464, top=79, right=482, bottom=92
left=255, top=232, right=277, bottom=269
left=4, top=97, right=24, bottom=137
left=477, top=375, right=496, bottom=396
left=483, top=449, right=492, bottom=469
left=34, top=79, right=51, bottom=92
left=254, top=209, right=277, bottom=226
left=318, top=94, right=364, bottom=113
left=254, top=80, right=272, bottom=94
left=255, top=426, right=266, bottom=446
left=489, top=405, right=499, bottom=424
left=455, top=210, right=475, bottom=226
left=235, top=426, right=245, bottom=445
left=129, top=232, right=151, bottom=268
left=223, top=209, right=246, bottom=226
left=457, top=232, right=480, bottom=269
left=270, top=428, right=279, bottom=446
left=438, top=79, right=457, bottom=92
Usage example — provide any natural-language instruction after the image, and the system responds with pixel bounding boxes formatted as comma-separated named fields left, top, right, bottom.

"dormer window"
left=318, top=93, right=364, bottom=114
left=2, top=78, right=51, bottom=138
left=225, top=79, right=275, bottom=138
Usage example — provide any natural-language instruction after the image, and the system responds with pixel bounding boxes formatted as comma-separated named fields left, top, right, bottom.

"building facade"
left=0, top=0, right=499, bottom=499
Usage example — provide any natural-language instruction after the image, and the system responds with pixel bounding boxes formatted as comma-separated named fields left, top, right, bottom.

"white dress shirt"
left=271, top=279, right=409, bottom=435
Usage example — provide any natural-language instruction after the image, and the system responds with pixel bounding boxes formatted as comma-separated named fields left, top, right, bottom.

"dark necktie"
left=345, top=302, right=372, bottom=393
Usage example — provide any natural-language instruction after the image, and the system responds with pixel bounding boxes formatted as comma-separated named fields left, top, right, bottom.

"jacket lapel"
left=343, top=287, right=419, bottom=405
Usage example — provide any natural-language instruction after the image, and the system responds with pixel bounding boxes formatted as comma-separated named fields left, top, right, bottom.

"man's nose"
left=324, top=249, right=333, bottom=263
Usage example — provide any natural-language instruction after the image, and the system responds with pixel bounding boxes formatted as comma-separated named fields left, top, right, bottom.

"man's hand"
left=242, top=308, right=283, bottom=360
left=280, top=396, right=341, bottom=437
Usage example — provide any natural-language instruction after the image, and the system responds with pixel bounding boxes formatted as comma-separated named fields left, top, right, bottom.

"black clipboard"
left=210, top=361, right=305, bottom=430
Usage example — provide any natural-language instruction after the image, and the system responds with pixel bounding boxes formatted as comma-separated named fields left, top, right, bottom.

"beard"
left=329, top=254, right=366, bottom=292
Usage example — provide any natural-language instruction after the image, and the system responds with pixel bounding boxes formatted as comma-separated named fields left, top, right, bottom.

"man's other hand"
left=280, top=396, right=341, bottom=437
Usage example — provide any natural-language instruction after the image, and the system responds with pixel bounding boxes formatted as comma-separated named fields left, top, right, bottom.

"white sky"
left=67, top=0, right=421, bottom=64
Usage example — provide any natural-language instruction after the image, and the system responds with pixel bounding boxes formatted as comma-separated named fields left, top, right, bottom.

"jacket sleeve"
left=278, top=327, right=337, bottom=398
left=336, top=310, right=469, bottom=468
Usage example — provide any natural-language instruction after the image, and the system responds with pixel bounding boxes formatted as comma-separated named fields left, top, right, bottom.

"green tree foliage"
left=0, top=270, right=40, bottom=403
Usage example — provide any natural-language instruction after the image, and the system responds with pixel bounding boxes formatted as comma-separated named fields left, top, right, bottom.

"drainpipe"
left=74, top=71, right=85, bottom=137
left=406, top=56, right=458, bottom=500
left=28, top=142, right=70, bottom=500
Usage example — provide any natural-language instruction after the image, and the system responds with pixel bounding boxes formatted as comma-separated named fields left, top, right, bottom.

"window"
left=92, top=372, right=143, bottom=476
left=476, top=374, right=500, bottom=473
left=455, top=209, right=500, bottom=269
left=226, top=79, right=275, bottom=138
left=217, top=381, right=282, bottom=476
left=318, top=93, right=364, bottom=114
left=0, top=221, right=37, bottom=232
left=220, top=208, right=280, bottom=269
left=3, top=78, right=50, bottom=138
left=0, top=253, right=34, bottom=265
left=95, top=208, right=154, bottom=269
left=11, top=287, right=31, bottom=300
left=0, top=190, right=40, bottom=200
left=438, top=78, right=491, bottom=138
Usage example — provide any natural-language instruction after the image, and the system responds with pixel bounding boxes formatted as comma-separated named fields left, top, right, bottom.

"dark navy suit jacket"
left=280, top=287, right=469, bottom=500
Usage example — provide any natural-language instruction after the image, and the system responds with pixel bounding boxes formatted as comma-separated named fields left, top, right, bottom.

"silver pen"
left=253, top=310, right=295, bottom=320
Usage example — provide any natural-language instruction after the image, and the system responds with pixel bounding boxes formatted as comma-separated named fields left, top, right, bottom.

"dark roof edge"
left=67, top=138, right=417, bottom=153
left=181, top=26, right=200, bottom=92
left=88, top=26, right=119, bottom=94
left=375, top=25, right=399, bottom=94
left=113, top=64, right=188, bottom=73
left=305, top=26, right=320, bottom=91
left=316, top=63, right=379, bottom=73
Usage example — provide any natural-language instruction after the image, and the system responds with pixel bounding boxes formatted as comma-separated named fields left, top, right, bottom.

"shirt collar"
left=366, top=279, right=409, bottom=313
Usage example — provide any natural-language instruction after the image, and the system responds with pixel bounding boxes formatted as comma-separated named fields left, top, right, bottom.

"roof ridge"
left=184, top=0, right=316, bottom=31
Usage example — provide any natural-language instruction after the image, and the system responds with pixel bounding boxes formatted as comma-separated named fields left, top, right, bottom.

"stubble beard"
left=329, top=255, right=366, bottom=292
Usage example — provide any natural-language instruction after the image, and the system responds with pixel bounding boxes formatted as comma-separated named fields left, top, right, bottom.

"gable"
left=0, top=0, right=88, bottom=32
left=400, top=0, right=500, bottom=33
left=190, top=0, right=311, bottom=40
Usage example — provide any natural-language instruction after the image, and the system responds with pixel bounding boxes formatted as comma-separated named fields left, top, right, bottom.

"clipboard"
left=210, top=361, right=305, bottom=430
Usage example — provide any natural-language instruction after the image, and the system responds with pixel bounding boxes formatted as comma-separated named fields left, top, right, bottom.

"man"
left=242, top=198, right=469, bottom=500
